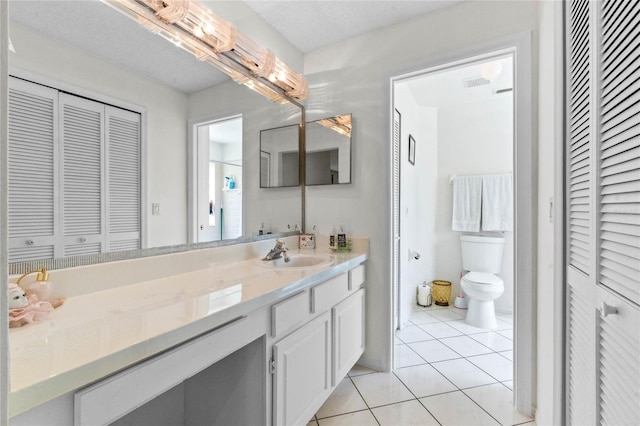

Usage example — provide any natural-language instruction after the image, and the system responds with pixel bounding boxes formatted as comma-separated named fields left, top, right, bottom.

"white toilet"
left=459, top=235, right=505, bottom=330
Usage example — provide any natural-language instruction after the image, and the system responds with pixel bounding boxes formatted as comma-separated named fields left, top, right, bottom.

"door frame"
left=187, top=114, right=243, bottom=244
left=389, top=32, right=536, bottom=414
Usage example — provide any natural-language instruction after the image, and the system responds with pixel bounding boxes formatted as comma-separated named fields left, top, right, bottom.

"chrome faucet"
left=263, top=239, right=290, bottom=262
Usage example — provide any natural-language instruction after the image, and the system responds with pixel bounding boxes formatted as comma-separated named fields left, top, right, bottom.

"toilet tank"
left=460, top=235, right=505, bottom=273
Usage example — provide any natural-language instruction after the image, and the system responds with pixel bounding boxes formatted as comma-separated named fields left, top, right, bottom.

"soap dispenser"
left=17, top=267, right=53, bottom=301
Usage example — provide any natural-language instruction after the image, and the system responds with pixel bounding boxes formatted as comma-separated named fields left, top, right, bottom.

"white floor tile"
left=410, top=310, right=441, bottom=325
left=395, top=344, right=427, bottom=369
left=428, top=308, right=465, bottom=322
left=348, top=364, right=376, bottom=377
left=499, top=350, right=513, bottom=361
left=497, top=328, right=513, bottom=340
left=395, top=336, right=404, bottom=345
left=351, top=372, right=414, bottom=408
left=316, top=378, right=368, bottom=419
left=464, top=383, right=533, bottom=426
left=317, top=410, right=378, bottom=426
left=420, top=391, right=500, bottom=425
left=503, top=380, right=513, bottom=390
left=467, top=353, right=513, bottom=381
left=495, top=318, right=513, bottom=331
left=440, top=335, right=494, bottom=357
left=372, top=399, right=440, bottom=426
left=394, top=364, right=457, bottom=398
left=431, top=358, right=497, bottom=389
left=409, top=340, right=461, bottom=363
left=447, top=319, right=490, bottom=335
left=395, top=325, right=434, bottom=343
left=418, top=322, right=463, bottom=339
left=470, top=332, right=513, bottom=352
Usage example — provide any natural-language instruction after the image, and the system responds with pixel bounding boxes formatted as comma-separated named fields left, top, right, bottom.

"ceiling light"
left=481, top=61, right=503, bottom=82
left=101, top=0, right=308, bottom=103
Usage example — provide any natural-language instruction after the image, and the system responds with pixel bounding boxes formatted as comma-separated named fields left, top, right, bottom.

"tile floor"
left=308, top=304, right=535, bottom=426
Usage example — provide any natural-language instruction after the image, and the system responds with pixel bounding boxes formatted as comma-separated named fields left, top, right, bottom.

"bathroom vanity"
left=8, top=237, right=367, bottom=425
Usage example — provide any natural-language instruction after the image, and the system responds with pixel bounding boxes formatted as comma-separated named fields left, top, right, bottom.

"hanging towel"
left=452, top=175, right=483, bottom=232
left=482, top=174, right=513, bottom=232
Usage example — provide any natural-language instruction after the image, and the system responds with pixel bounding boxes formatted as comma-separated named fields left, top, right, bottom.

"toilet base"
left=465, top=299, right=498, bottom=330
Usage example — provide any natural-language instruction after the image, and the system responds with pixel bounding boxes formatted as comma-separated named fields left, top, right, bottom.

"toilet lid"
left=463, top=272, right=503, bottom=285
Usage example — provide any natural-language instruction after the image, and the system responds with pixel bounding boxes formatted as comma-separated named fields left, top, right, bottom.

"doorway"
left=189, top=115, right=243, bottom=243
left=390, top=39, right=535, bottom=415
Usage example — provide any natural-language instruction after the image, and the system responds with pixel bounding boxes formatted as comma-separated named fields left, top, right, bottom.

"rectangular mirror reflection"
left=306, top=114, right=352, bottom=185
left=259, top=124, right=300, bottom=188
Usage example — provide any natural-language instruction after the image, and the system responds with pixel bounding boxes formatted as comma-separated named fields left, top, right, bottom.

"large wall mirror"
left=306, top=114, right=352, bottom=185
left=7, top=1, right=302, bottom=268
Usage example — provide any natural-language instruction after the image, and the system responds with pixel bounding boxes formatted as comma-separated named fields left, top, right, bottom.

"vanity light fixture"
left=317, top=114, right=352, bottom=137
left=101, top=0, right=308, bottom=104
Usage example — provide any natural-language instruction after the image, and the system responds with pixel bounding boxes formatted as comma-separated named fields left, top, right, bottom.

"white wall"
left=395, top=83, right=438, bottom=327
left=435, top=97, right=514, bottom=312
left=9, top=22, right=189, bottom=248
left=303, top=0, right=539, bottom=383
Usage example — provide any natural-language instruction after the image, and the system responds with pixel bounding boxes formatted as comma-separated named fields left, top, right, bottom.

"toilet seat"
left=462, top=272, right=503, bottom=286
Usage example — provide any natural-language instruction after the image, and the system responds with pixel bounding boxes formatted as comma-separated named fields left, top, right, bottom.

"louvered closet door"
left=59, top=93, right=105, bottom=256
left=105, top=106, right=141, bottom=252
left=7, top=78, right=59, bottom=262
left=566, top=0, right=640, bottom=425
left=566, top=0, right=597, bottom=423
left=595, top=0, right=640, bottom=424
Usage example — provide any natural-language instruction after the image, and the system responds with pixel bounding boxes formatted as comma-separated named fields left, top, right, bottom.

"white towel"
left=482, top=174, right=513, bottom=232
left=452, top=176, right=483, bottom=232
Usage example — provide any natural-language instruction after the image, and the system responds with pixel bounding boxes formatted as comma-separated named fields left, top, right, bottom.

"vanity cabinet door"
left=273, top=311, right=332, bottom=426
left=333, top=288, right=365, bottom=385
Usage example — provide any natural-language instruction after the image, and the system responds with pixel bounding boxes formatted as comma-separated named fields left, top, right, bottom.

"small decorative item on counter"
left=17, top=267, right=53, bottom=301
left=299, top=234, right=315, bottom=249
left=7, top=283, right=65, bottom=328
left=329, top=228, right=336, bottom=250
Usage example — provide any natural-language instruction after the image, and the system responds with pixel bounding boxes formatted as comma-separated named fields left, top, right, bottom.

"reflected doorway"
left=194, top=115, right=243, bottom=243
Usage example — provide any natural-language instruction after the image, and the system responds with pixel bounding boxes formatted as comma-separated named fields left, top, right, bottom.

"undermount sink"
left=258, top=254, right=334, bottom=269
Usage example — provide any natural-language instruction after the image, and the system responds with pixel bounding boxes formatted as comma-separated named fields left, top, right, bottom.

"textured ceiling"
left=244, top=0, right=464, bottom=53
left=9, top=0, right=464, bottom=94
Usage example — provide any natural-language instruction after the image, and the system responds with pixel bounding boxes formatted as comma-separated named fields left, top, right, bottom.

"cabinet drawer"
left=311, top=273, right=349, bottom=314
left=272, top=291, right=310, bottom=337
left=349, top=264, right=365, bottom=290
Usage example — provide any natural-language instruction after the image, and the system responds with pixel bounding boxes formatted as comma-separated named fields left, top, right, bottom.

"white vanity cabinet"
left=272, top=265, right=366, bottom=426
left=9, top=260, right=367, bottom=426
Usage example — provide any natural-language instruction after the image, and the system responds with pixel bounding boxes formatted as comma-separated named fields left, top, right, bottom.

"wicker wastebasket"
left=431, top=280, right=452, bottom=306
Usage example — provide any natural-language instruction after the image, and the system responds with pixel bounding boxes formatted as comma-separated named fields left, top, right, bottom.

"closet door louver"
left=568, top=0, right=592, bottom=276
left=105, top=106, right=141, bottom=252
left=7, top=78, right=59, bottom=261
left=566, top=0, right=597, bottom=424
left=60, top=93, right=105, bottom=256
left=393, top=109, right=401, bottom=329
left=599, top=0, right=640, bottom=305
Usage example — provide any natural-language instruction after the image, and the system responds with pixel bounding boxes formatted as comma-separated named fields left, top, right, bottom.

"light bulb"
left=481, top=61, right=503, bottom=81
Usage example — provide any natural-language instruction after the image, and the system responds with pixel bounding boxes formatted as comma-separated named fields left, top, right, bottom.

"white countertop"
left=8, top=247, right=367, bottom=417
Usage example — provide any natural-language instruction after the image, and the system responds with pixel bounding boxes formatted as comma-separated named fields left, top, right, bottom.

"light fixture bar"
left=101, top=0, right=307, bottom=104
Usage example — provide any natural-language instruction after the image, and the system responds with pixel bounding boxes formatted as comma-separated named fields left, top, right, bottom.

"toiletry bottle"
left=229, top=175, right=235, bottom=189
left=329, top=227, right=336, bottom=250
left=17, top=267, right=53, bottom=301
left=224, top=176, right=230, bottom=190
left=337, top=226, right=347, bottom=250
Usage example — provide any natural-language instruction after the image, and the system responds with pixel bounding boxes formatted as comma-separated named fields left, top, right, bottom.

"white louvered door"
left=7, top=77, right=59, bottom=261
left=566, top=1, right=640, bottom=425
left=105, top=106, right=141, bottom=252
left=60, top=93, right=105, bottom=256
left=393, top=108, right=401, bottom=330
left=7, top=78, right=143, bottom=261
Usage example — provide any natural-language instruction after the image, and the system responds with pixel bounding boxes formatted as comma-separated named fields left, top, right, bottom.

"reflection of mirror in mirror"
left=259, top=124, right=300, bottom=188
left=7, top=1, right=303, bottom=267
left=306, top=114, right=352, bottom=185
